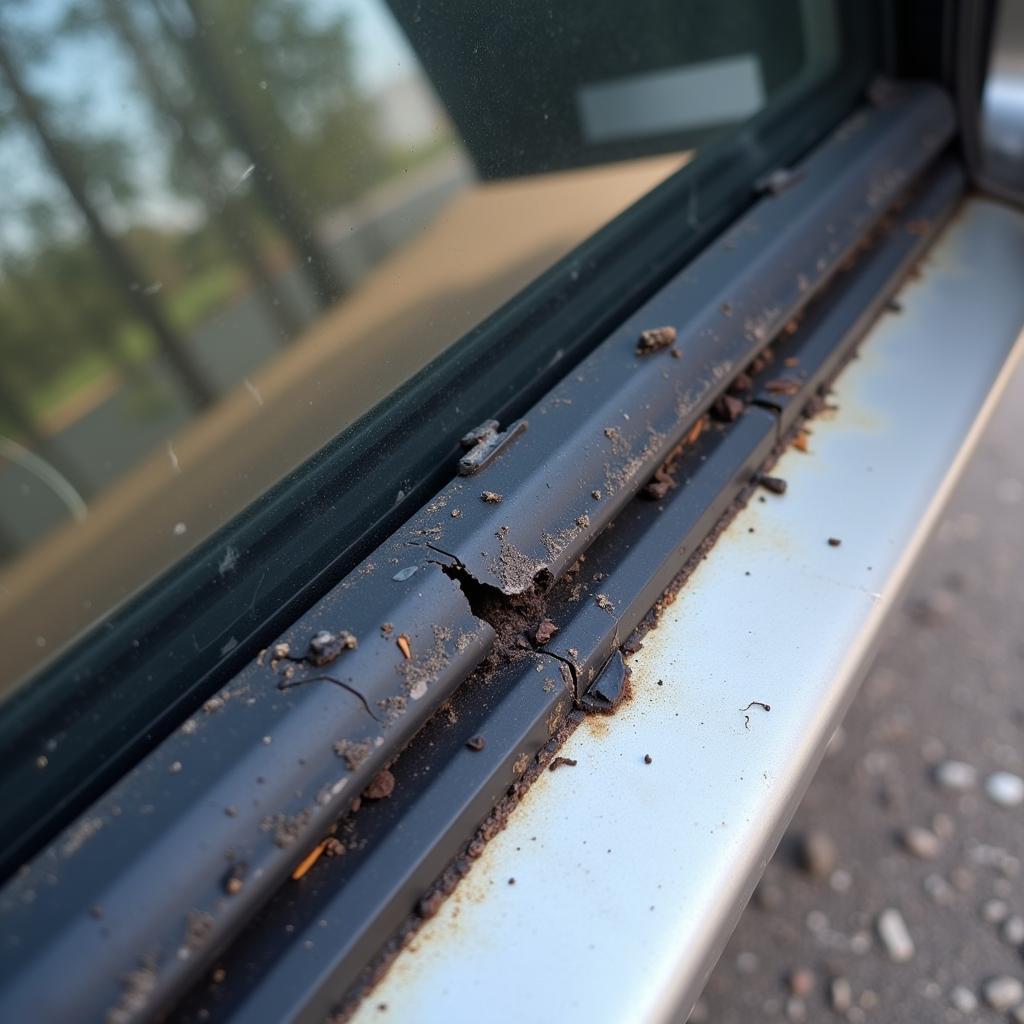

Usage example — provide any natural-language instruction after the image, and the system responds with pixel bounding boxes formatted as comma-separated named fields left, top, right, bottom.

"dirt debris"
left=307, top=629, right=357, bottom=666
left=712, top=394, right=745, bottom=423
left=363, top=770, right=395, bottom=801
left=106, top=960, right=158, bottom=1024
left=548, top=756, right=578, bottom=771
left=758, top=475, right=788, bottom=495
left=765, top=378, right=801, bottom=396
left=636, top=325, right=678, bottom=355
left=334, top=739, right=373, bottom=771
left=534, top=619, right=558, bottom=645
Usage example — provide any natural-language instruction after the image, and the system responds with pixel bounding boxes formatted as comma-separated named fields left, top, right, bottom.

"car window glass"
left=0, top=0, right=840, bottom=693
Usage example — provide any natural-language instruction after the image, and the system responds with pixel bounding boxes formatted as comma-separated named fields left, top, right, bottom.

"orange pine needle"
left=291, top=840, right=326, bottom=880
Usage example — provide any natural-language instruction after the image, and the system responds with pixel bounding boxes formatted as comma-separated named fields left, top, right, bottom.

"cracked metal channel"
left=169, top=163, right=963, bottom=1024
left=0, top=568, right=493, bottom=1024
left=0, top=86, right=953, bottom=1024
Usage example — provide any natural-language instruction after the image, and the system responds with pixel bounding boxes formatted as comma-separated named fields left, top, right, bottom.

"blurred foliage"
left=0, top=0, right=395, bottom=438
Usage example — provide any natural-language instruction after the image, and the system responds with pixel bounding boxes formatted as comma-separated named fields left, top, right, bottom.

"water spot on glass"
left=243, top=378, right=264, bottom=406
left=166, top=442, right=180, bottom=474
left=173, top=522, right=187, bottom=537
left=218, top=546, right=239, bottom=576
left=240, top=164, right=256, bottom=183
left=393, top=566, right=418, bottom=582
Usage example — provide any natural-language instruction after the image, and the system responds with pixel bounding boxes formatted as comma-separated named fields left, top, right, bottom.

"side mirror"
left=959, top=0, right=1024, bottom=202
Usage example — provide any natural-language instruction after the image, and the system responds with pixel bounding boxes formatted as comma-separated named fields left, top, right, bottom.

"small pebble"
left=789, top=967, right=814, bottom=997
left=806, top=910, right=829, bottom=933
left=829, top=868, right=852, bottom=893
left=798, top=831, right=838, bottom=879
left=830, top=977, right=852, bottom=1012
left=934, top=760, right=977, bottom=792
left=982, top=975, right=1024, bottom=1012
left=877, top=907, right=915, bottom=962
left=901, top=826, right=942, bottom=861
left=785, top=996, right=806, bottom=1021
left=755, top=880, right=784, bottom=911
left=1003, top=915, right=1024, bottom=945
left=949, top=985, right=978, bottom=1013
left=983, top=898, right=1010, bottom=924
left=950, top=867, right=975, bottom=893
left=985, top=770, right=1024, bottom=807
left=736, top=951, right=759, bottom=975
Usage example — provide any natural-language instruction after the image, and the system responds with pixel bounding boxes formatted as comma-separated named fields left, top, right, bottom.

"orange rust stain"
left=792, top=431, right=810, bottom=453
left=291, top=840, right=327, bottom=880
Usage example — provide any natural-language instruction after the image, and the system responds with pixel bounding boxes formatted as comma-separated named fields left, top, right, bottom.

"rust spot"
left=396, top=635, right=412, bottom=660
left=792, top=431, right=810, bottom=453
